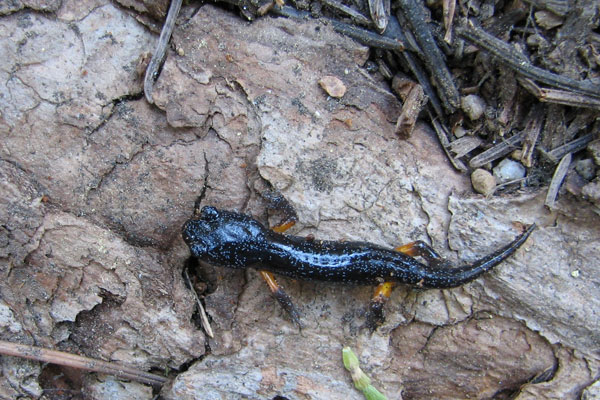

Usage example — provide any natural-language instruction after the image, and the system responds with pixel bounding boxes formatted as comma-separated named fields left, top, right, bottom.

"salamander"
left=182, top=206, right=535, bottom=289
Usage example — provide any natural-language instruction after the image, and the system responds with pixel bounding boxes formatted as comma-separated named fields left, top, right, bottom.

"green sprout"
left=342, top=347, right=388, bottom=400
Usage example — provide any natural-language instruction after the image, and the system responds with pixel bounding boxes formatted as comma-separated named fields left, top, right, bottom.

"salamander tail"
left=430, top=223, right=536, bottom=288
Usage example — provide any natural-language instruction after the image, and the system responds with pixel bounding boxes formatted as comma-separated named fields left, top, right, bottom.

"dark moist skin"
left=182, top=206, right=535, bottom=289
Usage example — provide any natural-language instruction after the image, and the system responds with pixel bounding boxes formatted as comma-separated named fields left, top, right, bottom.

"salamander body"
left=182, top=206, right=534, bottom=289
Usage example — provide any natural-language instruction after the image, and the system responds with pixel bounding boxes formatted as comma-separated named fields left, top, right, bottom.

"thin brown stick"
left=468, top=131, right=525, bottom=169
left=330, top=19, right=406, bottom=51
left=519, top=78, right=600, bottom=110
left=520, top=103, right=545, bottom=168
left=320, top=0, right=372, bottom=25
left=430, top=115, right=468, bottom=172
left=144, top=0, right=183, bottom=104
left=0, top=340, right=168, bottom=386
left=183, top=268, right=214, bottom=338
left=397, top=0, right=460, bottom=112
left=545, top=153, right=571, bottom=208
left=448, top=135, right=483, bottom=158
left=442, top=0, right=456, bottom=43
left=539, top=133, right=597, bottom=164
left=456, top=21, right=600, bottom=99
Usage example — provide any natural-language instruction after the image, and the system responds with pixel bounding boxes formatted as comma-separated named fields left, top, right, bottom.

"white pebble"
left=493, top=158, right=526, bottom=183
left=461, top=94, right=486, bottom=120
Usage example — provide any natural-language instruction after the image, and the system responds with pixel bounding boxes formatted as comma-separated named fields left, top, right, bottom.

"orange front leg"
left=259, top=192, right=302, bottom=326
left=259, top=270, right=302, bottom=327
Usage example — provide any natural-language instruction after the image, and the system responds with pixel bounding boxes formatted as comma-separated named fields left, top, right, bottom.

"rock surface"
left=0, top=2, right=598, bottom=400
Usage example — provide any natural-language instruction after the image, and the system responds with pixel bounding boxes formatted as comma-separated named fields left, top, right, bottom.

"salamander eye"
left=182, top=220, right=211, bottom=243
left=201, top=206, right=219, bottom=220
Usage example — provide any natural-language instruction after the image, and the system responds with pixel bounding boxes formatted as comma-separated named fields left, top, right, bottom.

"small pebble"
left=582, top=178, right=600, bottom=205
left=526, top=33, right=548, bottom=47
left=318, top=75, right=346, bottom=98
left=575, top=159, right=596, bottom=180
left=471, top=168, right=496, bottom=195
left=493, top=158, right=526, bottom=183
left=454, top=126, right=467, bottom=138
left=461, top=94, right=486, bottom=120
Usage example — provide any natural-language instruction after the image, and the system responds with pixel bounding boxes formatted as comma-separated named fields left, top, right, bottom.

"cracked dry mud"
left=1, top=2, right=599, bottom=399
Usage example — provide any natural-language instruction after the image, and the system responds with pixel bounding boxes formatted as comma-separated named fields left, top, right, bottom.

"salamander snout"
left=200, top=206, right=219, bottom=220
left=182, top=219, right=212, bottom=256
left=182, top=207, right=221, bottom=245
left=183, top=206, right=269, bottom=261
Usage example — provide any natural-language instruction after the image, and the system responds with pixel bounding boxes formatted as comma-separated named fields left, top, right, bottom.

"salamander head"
left=182, top=206, right=267, bottom=265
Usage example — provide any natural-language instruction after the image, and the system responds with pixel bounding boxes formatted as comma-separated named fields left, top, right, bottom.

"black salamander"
left=183, top=206, right=535, bottom=289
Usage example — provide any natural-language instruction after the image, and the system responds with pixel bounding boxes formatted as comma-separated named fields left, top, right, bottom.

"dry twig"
left=442, top=0, right=456, bottom=43
left=520, top=104, right=545, bottom=168
left=183, top=268, right=214, bottom=338
left=448, top=135, right=483, bottom=159
left=397, top=0, right=460, bottom=112
left=545, top=153, right=571, bottom=208
left=273, top=6, right=408, bottom=52
left=320, top=0, right=371, bottom=25
left=384, top=16, right=445, bottom=118
left=330, top=19, right=406, bottom=51
left=368, top=0, right=390, bottom=33
left=468, top=131, right=525, bottom=169
left=144, top=0, right=183, bottom=104
left=0, top=340, right=168, bottom=387
left=456, top=21, right=600, bottom=99
left=519, top=78, right=600, bottom=110
left=430, top=115, right=468, bottom=172
left=539, top=133, right=598, bottom=164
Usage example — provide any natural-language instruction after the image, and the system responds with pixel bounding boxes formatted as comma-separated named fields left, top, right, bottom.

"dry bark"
left=0, top=2, right=598, bottom=399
